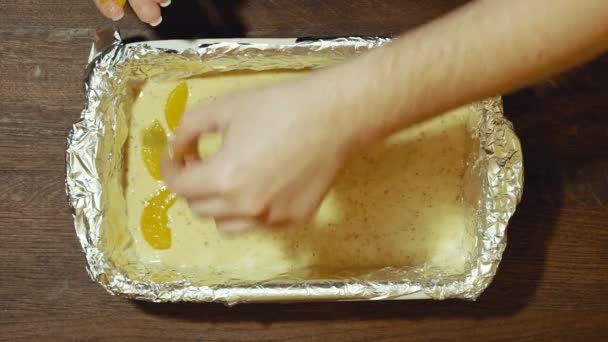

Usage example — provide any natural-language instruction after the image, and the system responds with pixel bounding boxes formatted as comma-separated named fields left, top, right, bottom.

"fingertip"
left=164, top=160, right=213, bottom=198
left=112, top=12, right=125, bottom=21
left=149, top=0, right=171, bottom=7
left=94, top=0, right=125, bottom=21
left=216, top=219, right=257, bottom=235
left=130, top=0, right=162, bottom=25
left=188, top=198, right=230, bottom=218
left=160, top=153, right=179, bottom=188
left=149, top=16, right=163, bottom=27
left=173, top=110, right=219, bottom=160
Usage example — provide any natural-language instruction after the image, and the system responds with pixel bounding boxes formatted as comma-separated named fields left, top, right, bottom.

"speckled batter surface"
left=127, top=71, right=473, bottom=282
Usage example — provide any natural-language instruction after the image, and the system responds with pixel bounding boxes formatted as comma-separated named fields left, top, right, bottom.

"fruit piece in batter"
left=165, top=82, right=189, bottom=133
left=141, top=187, right=177, bottom=250
left=141, top=119, right=167, bottom=180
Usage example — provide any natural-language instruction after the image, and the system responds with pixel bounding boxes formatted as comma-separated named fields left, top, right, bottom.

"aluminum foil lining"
left=65, top=31, right=523, bottom=305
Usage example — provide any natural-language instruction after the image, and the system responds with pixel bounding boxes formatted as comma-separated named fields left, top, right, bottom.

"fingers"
left=129, top=0, right=163, bottom=26
left=161, top=107, right=226, bottom=199
left=215, top=218, right=258, bottom=234
left=189, top=198, right=231, bottom=218
left=161, top=154, right=226, bottom=198
left=270, top=181, right=327, bottom=224
left=188, top=194, right=268, bottom=219
left=289, top=181, right=330, bottom=223
left=188, top=197, right=259, bottom=234
left=173, top=107, right=224, bottom=162
left=94, top=0, right=126, bottom=21
left=159, top=0, right=172, bottom=8
left=95, top=0, right=172, bottom=24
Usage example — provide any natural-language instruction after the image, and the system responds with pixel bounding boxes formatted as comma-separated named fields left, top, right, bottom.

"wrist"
left=317, top=48, right=411, bottom=150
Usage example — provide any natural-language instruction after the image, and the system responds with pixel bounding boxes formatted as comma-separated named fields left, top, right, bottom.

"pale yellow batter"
left=127, top=71, right=474, bottom=283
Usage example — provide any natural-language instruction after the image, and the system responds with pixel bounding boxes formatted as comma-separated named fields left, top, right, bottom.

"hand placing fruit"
left=160, top=75, right=358, bottom=234
left=94, top=0, right=171, bottom=26
left=96, top=0, right=608, bottom=237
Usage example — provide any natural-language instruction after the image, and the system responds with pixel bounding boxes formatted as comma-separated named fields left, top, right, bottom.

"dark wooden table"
left=1, top=1, right=607, bottom=340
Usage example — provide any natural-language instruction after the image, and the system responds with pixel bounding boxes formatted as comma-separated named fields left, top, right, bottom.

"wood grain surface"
left=1, top=0, right=607, bottom=340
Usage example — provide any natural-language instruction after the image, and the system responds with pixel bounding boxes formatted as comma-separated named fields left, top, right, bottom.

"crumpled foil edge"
left=66, top=32, right=523, bottom=305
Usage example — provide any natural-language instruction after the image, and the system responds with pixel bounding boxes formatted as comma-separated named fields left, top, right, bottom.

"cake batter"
left=127, top=71, right=474, bottom=283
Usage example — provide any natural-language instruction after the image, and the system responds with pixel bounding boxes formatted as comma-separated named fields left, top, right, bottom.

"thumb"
left=172, top=106, right=225, bottom=163
left=93, top=0, right=126, bottom=21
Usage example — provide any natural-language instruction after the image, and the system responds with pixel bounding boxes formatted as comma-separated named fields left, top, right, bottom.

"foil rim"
left=66, top=33, right=523, bottom=305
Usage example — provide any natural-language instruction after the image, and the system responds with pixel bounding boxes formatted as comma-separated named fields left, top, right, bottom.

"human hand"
left=161, top=77, right=359, bottom=234
left=94, top=0, right=171, bottom=26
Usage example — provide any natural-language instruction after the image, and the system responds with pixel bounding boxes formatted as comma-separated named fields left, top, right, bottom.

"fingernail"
left=150, top=16, right=163, bottom=27
left=102, top=1, right=125, bottom=20
left=160, top=0, right=172, bottom=8
left=111, top=12, right=124, bottom=21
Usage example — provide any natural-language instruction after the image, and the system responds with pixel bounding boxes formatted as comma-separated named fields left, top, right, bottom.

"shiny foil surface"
left=66, top=31, right=523, bottom=305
